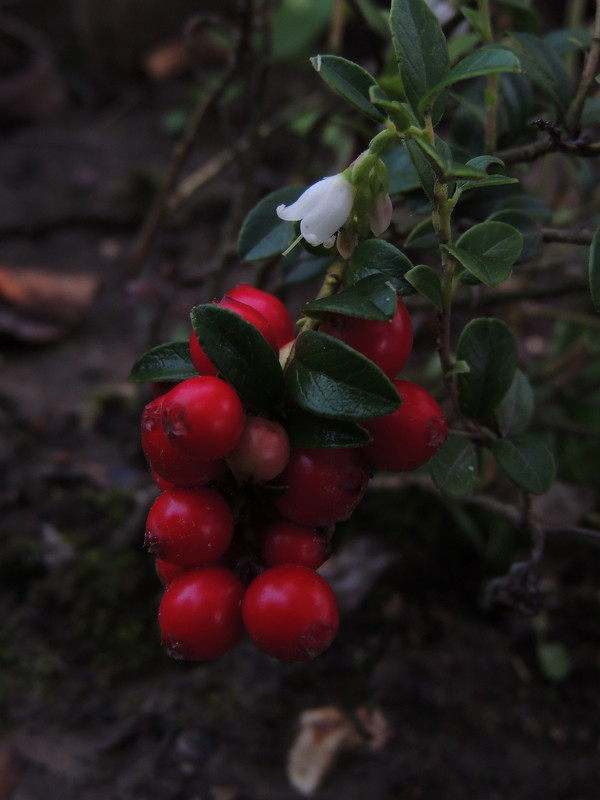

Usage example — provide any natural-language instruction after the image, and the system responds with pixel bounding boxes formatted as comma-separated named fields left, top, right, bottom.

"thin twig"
left=126, top=16, right=247, bottom=279
left=569, top=0, right=600, bottom=138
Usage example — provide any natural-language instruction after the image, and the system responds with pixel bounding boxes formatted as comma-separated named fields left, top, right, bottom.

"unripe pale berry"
left=226, top=416, right=291, bottom=484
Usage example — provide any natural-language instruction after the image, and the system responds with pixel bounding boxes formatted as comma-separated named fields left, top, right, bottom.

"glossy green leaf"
left=129, top=341, right=196, bottom=383
left=345, top=239, right=415, bottom=296
left=381, top=144, right=422, bottom=194
left=390, top=0, right=450, bottom=121
left=456, top=318, right=518, bottom=419
left=404, top=264, right=442, bottom=309
left=446, top=221, right=522, bottom=286
left=429, top=435, right=479, bottom=497
left=419, top=47, right=521, bottom=111
left=589, top=222, right=600, bottom=312
left=404, top=139, right=436, bottom=204
left=190, top=304, right=285, bottom=410
left=302, top=274, right=397, bottom=321
left=285, top=330, right=401, bottom=421
left=285, top=409, right=372, bottom=449
left=404, top=218, right=439, bottom=250
left=495, top=368, right=535, bottom=435
left=238, top=186, right=304, bottom=261
left=491, top=434, right=556, bottom=494
left=310, top=54, right=386, bottom=123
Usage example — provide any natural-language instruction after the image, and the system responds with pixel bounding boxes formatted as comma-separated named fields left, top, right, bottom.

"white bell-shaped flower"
left=276, top=173, right=355, bottom=248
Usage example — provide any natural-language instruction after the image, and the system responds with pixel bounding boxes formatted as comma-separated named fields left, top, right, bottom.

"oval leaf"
left=404, top=264, right=442, bottom=309
left=285, top=330, right=401, bottom=421
left=191, top=304, right=285, bottom=410
left=130, top=341, right=196, bottom=383
left=429, top=435, right=479, bottom=497
left=495, top=368, right=535, bottom=435
left=491, top=434, right=556, bottom=494
left=346, top=239, right=415, bottom=296
left=285, top=409, right=371, bottom=449
left=310, top=54, right=385, bottom=123
left=238, top=186, right=305, bottom=261
left=447, top=221, right=523, bottom=286
left=589, top=222, right=600, bottom=312
left=390, top=0, right=450, bottom=121
left=419, top=46, right=521, bottom=111
left=302, top=274, right=397, bottom=321
left=456, top=318, right=518, bottom=419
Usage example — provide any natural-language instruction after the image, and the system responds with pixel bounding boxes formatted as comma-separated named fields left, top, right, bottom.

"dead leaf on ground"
left=0, top=266, right=100, bottom=343
left=286, top=706, right=364, bottom=796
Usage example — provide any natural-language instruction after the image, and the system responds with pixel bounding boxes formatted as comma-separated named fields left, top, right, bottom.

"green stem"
left=296, top=257, right=348, bottom=333
left=477, top=0, right=498, bottom=153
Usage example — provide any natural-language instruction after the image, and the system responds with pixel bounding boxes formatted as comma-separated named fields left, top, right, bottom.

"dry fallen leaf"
left=0, top=266, right=100, bottom=343
left=286, top=706, right=364, bottom=796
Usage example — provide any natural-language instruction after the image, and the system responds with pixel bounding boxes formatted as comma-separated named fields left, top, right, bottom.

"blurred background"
left=1, top=1, right=599, bottom=798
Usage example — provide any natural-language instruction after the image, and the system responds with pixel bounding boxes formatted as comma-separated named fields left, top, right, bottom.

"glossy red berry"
left=161, top=376, right=245, bottom=460
left=224, top=283, right=295, bottom=348
left=226, top=416, right=291, bottom=484
left=142, top=396, right=228, bottom=486
left=145, top=487, right=234, bottom=567
left=269, top=447, right=369, bottom=527
left=159, top=566, right=245, bottom=660
left=362, top=379, right=448, bottom=471
left=319, top=297, right=413, bottom=378
left=242, top=564, right=339, bottom=661
left=189, top=332, right=219, bottom=377
left=155, top=557, right=185, bottom=586
left=217, top=295, right=278, bottom=352
left=260, top=518, right=329, bottom=570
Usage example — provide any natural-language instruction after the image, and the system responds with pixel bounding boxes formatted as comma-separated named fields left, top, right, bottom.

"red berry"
left=269, top=447, right=369, bottom=527
left=155, top=557, right=185, bottom=586
left=145, top=487, right=234, bottom=567
left=362, top=379, right=448, bottom=471
left=159, top=566, right=245, bottom=660
left=189, top=332, right=219, bottom=376
left=226, top=416, right=291, bottom=484
left=260, top=518, right=329, bottom=570
left=242, top=564, right=339, bottom=661
left=319, top=297, right=413, bottom=378
left=142, top=396, right=228, bottom=486
left=161, top=376, right=245, bottom=460
left=217, top=295, right=279, bottom=352
left=224, top=283, right=295, bottom=348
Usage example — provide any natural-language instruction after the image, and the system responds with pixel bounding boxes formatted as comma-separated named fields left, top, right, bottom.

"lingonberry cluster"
left=140, top=283, right=447, bottom=662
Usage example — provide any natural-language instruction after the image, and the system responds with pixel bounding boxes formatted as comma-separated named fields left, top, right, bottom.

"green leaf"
left=302, top=274, right=397, bottom=321
left=129, top=341, right=196, bottom=383
left=536, top=640, right=572, bottom=682
left=419, top=47, right=521, bottom=111
left=404, top=264, right=442, bottom=309
left=238, top=186, right=305, bottom=261
left=589, top=222, right=600, bottom=312
left=491, top=434, right=556, bottom=494
left=390, top=0, right=450, bottom=122
left=495, top=368, right=535, bottom=435
left=456, top=318, right=518, bottom=419
left=507, top=32, right=572, bottom=115
left=381, top=144, right=422, bottom=194
left=283, top=251, right=335, bottom=284
left=285, top=409, right=372, bottom=449
left=190, top=304, right=285, bottom=410
left=429, top=435, right=479, bottom=497
left=488, top=210, right=542, bottom=265
left=345, top=239, right=415, bottom=296
left=369, top=85, right=414, bottom=131
left=271, top=0, right=334, bottom=60
left=456, top=156, right=519, bottom=194
left=285, top=330, right=401, bottom=420
left=446, top=221, right=523, bottom=286
left=404, top=139, right=436, bottom=203
left=310, top=54, right=386, bottom=123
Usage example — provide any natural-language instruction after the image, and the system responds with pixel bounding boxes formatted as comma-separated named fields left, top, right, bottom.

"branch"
left=126, top=15, right=247, bottom=279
